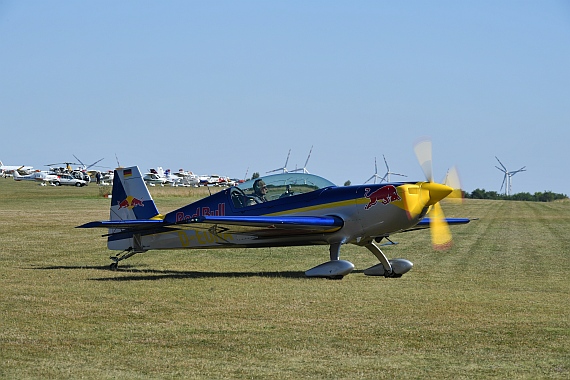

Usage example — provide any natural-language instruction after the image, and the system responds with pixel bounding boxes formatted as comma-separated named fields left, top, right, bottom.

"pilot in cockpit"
left=251, top=179, right=268, bottom=203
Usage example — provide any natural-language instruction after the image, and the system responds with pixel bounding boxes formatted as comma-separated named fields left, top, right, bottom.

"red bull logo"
left=364, top=185, right=401, bottom=210
left=175, top=203, right=226, bottom=222
left=117, top=196, right=145, bottom=210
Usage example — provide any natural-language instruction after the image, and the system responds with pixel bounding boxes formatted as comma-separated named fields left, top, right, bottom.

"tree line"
left=465, top=189, right=568, bottom=202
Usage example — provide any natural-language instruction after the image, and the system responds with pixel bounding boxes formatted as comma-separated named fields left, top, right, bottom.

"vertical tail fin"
left=110, top=166, right=160, bottom=221
left=108, top=166, right=161, bottom=252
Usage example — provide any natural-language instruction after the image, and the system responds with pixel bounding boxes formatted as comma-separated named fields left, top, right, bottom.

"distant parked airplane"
left=13, top=169, right=58, bottom=185
left=0, top=161, right=33, bottom=177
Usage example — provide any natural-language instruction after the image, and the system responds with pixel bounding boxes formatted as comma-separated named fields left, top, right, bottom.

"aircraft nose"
left=421, top=182, right=453, bottom=206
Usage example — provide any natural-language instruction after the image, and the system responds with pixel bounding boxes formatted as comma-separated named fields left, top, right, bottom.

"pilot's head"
left=253, top=179, right=267, bottom=196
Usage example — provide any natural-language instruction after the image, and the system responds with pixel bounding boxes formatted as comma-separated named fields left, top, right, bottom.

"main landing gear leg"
left=305, top=242, right=355, bottom=279
left=109, top=248, right=139, bottom=270
left=109, top=234, right=144, bottom=270
left=330, top=242, right=341, bottom=261
left=363, top=240, right=413, bottom=278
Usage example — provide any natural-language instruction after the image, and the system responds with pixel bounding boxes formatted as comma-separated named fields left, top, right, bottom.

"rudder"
left=108, top=166, right=161, bottom=251
left=110, top=166, right=160, bottom=221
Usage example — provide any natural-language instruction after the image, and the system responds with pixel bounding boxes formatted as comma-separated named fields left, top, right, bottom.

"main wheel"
left=109, top=262, right=118, bottom=271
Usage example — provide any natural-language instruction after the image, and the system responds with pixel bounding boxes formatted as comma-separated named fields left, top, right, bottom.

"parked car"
left=54, top=174, right=88, bottom=187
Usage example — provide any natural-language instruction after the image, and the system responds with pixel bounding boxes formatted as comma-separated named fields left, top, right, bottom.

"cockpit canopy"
left=236, top=173, right=336, bottom=203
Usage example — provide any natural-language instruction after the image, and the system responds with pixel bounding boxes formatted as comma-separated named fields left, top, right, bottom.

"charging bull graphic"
left=117, top=196, right=145, bottom=210
left=364, top=185, right=401, bottom=210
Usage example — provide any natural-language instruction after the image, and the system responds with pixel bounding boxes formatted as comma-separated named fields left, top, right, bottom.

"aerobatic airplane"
left=78, top=140, right=471, bottom=279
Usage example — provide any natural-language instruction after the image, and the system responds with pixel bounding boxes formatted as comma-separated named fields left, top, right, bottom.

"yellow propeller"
left=443, top=166, right=464, bottom=205
left=413, top=139, right=460, bottom=250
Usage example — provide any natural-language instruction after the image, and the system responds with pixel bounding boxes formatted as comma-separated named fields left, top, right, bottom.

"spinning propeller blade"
left=429, top=202, right=452, bottom=250
left=414, top=139, right=434, bottom=182
left=443, top=166, right=464, bottom=204
left=412, top=139, right=456, bottom=250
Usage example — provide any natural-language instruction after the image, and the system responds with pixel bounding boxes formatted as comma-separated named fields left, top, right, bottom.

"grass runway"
left=1, top=179, right=569, bottom=379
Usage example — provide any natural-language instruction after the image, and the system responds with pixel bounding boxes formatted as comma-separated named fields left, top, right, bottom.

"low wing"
left=185, top=215, right=343, bottom=230
left=77, top=215, right=344, bottom=238
left=402, top=217, right=472, bottom=232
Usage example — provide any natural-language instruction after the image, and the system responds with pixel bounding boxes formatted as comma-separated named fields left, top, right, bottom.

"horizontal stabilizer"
left=77, top=215, right=344, bottom=239
left=416, top=218, right=472, bottom=226
left=402, top=217, right=472, bottom=233
left=76, top=219, right=164, bottom=229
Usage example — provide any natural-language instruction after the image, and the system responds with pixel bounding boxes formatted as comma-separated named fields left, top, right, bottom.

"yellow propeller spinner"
left=412, top=139, right=462, bottom=250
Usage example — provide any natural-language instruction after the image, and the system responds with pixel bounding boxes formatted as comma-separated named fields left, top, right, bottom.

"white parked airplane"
left=143, top=167, right=175, bottom=186
left=173, top=169, right=200, bottom=187
left=13, top=170, right=59, bottom=185
left=0, top=162, right=33, bottom=177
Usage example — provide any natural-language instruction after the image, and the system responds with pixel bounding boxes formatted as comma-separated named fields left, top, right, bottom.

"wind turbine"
left=364, top=157, right=382, bottom=184
left=495, top=156, right=526, bottom=196
left=364, top=155, right=407, bottom=184
left=379, top=154, right=407, bottom=183
left=267, top=149, right=291, bottom=174
left=291, top=146, right=313, bottom=174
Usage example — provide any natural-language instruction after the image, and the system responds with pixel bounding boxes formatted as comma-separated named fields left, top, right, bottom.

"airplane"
left=197, top=174, right=232, bottom=186
left=77, top=140, right=471, bottom=279
left=172, top=169, right=200, bottom=187
left=162, top=169, right=185, bottom=186
left=0, top=162, right=33, bottom=177
left=206, top=174, right=233, bottom=186
left=143, top=167, right=174, bottom=186
left=13, top=169, right=59, bottom=185
left=197, top=174, right=211, bottom=186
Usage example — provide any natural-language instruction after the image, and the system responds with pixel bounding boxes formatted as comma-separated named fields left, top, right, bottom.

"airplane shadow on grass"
left=32, top=265, right=358, bottom=281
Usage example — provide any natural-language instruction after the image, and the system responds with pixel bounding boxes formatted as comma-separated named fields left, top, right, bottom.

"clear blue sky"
left=2, top=1, right=569, bottom=194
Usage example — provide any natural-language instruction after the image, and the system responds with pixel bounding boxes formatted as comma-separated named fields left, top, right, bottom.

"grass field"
left=1, top=179, right=568, bottom=379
